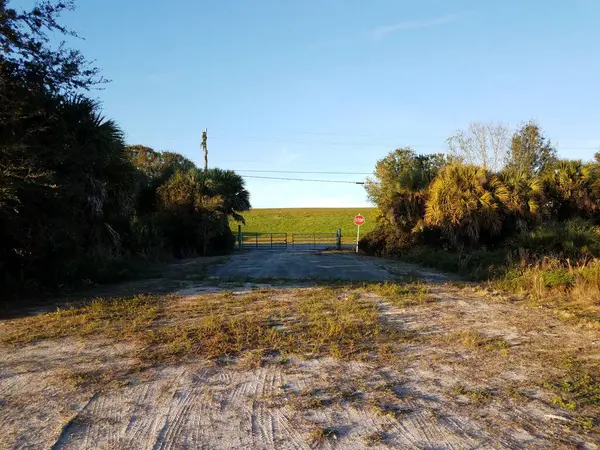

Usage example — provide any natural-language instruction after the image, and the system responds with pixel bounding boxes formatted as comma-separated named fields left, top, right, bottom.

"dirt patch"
left=0, top=283, right=598, bottom=449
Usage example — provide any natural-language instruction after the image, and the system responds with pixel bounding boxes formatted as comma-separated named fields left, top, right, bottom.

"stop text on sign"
left=354, top=214, right=365, bottom=226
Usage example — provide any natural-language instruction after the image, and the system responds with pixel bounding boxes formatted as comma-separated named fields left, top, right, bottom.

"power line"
left=127, top=133, right=600, bottom=151
left=211, top=135, right=438, bottom=148
left=235, top=169, right=371, bottom=175
left=242, top=175, right=366, bottom=185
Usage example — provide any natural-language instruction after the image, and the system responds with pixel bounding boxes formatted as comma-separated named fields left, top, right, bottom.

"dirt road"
left=208, top=250, right=393, bottom=281
left=0, top=256, right=598, bottom=449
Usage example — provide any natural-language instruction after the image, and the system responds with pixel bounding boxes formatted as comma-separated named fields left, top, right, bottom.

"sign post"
left=354, top=214, right=365, bottom=253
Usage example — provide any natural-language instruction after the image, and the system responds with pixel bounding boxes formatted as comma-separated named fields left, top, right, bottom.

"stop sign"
left=354, top=214, right=365, bottom=226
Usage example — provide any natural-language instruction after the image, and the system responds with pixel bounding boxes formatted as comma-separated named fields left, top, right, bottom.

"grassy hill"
left=231, top=208, right=378, bottom=243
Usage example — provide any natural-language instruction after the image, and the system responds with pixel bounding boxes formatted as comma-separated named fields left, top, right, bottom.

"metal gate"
left=238, top=232, right=288, bottom=249
left=289, top=233, right=338, bottom=250
left=236, top=230, right=341, bottom=250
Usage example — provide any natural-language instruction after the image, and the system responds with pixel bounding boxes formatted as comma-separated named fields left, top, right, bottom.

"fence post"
left=238, top=225, right=242, bottom=250
left=336, top=228, right=341, bottom=250
left=256, top=232, right=258, bottom=248
left=270, top=233, right=273, bottom=248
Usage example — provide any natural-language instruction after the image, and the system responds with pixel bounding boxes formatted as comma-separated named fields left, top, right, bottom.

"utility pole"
left=202, top=128, right=208, bottom=173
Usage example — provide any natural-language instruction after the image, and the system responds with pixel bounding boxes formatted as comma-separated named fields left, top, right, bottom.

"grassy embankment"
left=231, top=208, right=378, bottom=244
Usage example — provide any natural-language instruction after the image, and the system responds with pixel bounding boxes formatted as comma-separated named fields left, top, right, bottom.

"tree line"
left=362, top=121, right=600, bottom=263
left=0, top=1, right=249, bottom=299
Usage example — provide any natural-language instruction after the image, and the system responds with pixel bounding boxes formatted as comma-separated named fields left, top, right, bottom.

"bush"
left=541, top=268, right=575, bottom=289
left=513, top=219, right=600, bottom=260
left=208, top=228, right=236, bottom=255
left=401, top=246, right=509, bottom=280
left=359, top=225, right=414, bottom=257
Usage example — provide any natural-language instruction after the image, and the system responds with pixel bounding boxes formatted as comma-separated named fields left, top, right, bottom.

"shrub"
left=209, top=228, right=236, bottom=255
left=359, top=225, right=414, bottom=257
left=541, top=268, right=575, bottom=289
left=424, top=164, right=509, bottom=249
left=513, top=219, right=600, bottom=261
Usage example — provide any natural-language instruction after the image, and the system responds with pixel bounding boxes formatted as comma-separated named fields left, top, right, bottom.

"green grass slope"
left=231, top=208, right=378, bottom=243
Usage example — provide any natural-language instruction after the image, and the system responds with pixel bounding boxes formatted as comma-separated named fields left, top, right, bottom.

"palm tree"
left=55, top=96, right=137, bottom=250
left=498, top=166, right=545, bottom=232
left=202, top=168, right=251, bottom=223
left=425, top=163, right=509, bottom=249
left=545, top=160, right=600, bottom=220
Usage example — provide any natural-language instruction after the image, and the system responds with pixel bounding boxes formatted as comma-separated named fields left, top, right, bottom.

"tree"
left=366, top=148, right=448, bottom=232
left=509, top=121, right=557, bottom=175
left=447, top=121, right=511, bottom=172
left=424, top=163, right=509, bottom=249
left=1, top=94, right=137, bottom=289
left=202, top=168, right=251, bottom=224
left=127, top=145, right=195, bottom=180
left=498, top=166, right=545, bottom=232
left=0, top=0, right=103, bottom=96
left=544, top=160, right=600, bottom=220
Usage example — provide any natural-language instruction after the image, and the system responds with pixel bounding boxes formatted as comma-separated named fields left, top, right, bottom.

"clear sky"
left=24, top=0, right=600, bottom=207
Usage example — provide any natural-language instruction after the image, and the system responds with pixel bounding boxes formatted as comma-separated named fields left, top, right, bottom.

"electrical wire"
left=242, top=175, right=366, bottom=185
left=234, top=169, right=371, bottom=175
left=127, top=133, right=600, bottom=151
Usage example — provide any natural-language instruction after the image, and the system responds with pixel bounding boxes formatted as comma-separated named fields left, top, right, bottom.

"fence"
left=237, top=232, right=288, bottom=249
left=236, top=228, right=342, bottom=250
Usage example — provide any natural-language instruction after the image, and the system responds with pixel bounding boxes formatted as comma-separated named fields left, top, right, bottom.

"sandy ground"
left=0, top=255, right=598, bottom=449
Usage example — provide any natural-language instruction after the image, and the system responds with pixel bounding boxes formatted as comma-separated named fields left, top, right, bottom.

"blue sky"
left=25, top=0, right=600, bottom=207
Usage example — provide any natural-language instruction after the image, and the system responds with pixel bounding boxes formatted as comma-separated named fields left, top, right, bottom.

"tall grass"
left=500, top=258, right=600, bottom=326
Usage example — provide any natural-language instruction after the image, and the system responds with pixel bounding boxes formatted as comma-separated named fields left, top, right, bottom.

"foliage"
left=358, top=224, right=414, bottom=257
left=362, top=122, right=600, bottom=282
left=514, top=219, right=600, bottom=260
left=0, top=1, right=250, bottom=300
left=366, top=148, right=449, bottom=235
left=425, top=164, right=509, bottom=249
left=0, top=0, right=103, bottom=96
left=508, top=121, right=557, bottom=175
left=447, top=121, right=511, bottom=172
left=154, top=168, right=249, bottom=257
left=543, top=160, right=600, bottom=220
left=498, top=166, right=545, bottom=233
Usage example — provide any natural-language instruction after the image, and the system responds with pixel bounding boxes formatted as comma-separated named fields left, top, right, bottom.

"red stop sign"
left=354, top=214, right=365, bottom=226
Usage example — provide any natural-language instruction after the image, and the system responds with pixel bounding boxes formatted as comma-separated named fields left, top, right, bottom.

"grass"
left=2, top=278, right=600, bottom=444
left=2, top=285, right=419, bottom=365
left=231, top=208, right=378, bottom=244
left=400, top=246, right=509, bottom=281
left=499, top=259, right=600, bottom=327
left=309, top=426, right=341, bottom=445
left=448, top=330, right=510, bottom=353
left=398, top=244, right=600, bottom=327
left=366, top=281, right=432, bottom=307
left=1, top=295, right=161, bottom=345
left=544, top=357, right=600, bottom=433
left=364, top=431, right=388, bottom=446
left=452, top=385, right=495, bottom=404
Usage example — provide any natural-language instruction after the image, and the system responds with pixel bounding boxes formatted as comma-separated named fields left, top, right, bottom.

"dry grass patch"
left=1, top=286, right=416, bottom=367
left=364, top=430, right=389, bottom=446
left=448, top=330, right=510, bottom=353
left=146, top=287, right=411, bottom=364
left=543, top=357, right=600, bottom=433
left=452, top=384, right=495, bottom=405
left=366, top=281, right=432, bottom=308
left=1, top=294, right=160, bottom=345
left=308, top=425, right=342, bottom=445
